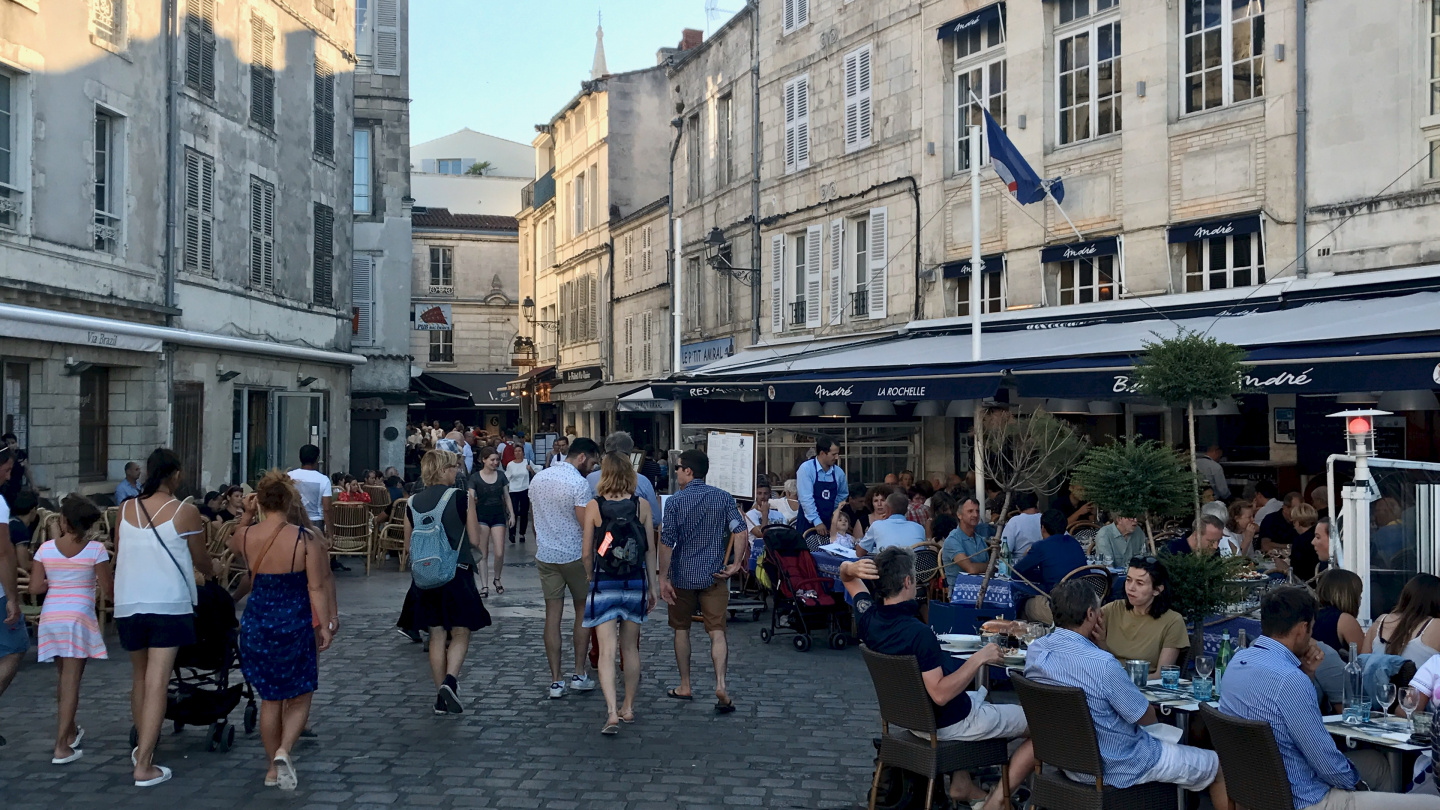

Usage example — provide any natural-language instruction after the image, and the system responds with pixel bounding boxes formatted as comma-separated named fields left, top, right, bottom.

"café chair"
left=1011, top=672, right=1174, bottom=809
left=861, top=645, right=1010, bottom=810
left=1059, top=565, right=1114, bottom=606
left=1068, top=521, right=1101, bottom=554
left=329, top=502, right=374, bottom=575
left=374, top=497, right=409, bottom=570
left=1198, top=703, right=1294, bottom=810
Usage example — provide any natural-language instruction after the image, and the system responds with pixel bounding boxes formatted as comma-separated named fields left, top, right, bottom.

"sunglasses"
left=1129, top=555, right=1159, bottom=566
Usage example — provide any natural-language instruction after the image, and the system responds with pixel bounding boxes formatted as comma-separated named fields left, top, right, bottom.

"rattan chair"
left=209, top=519, right=241, bottom=590
left=860, top=645, right=1011, bottom=810
left=328, top=502, right=373, bottom=574
left=1198, top=703, right=1293, bottom=810
left=1069, top=521, right=1102, bottom=554
left=363, top=484, right=392, bottom=524
left=15, top=568, right=42, bottom=630
left=1059, top=565, right=1114, bottom=606
left=374, top=497, right=409, bottom=570
left=35, top=509, right=61, bottom=544
left=1011, top=672, right=1175, bottom=809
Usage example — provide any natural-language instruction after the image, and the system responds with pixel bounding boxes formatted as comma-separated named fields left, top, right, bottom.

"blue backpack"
left=409, top=488, right=462, bottom=589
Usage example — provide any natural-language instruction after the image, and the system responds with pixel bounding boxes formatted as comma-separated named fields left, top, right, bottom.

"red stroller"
left=758, top=524, right=851, bottom=651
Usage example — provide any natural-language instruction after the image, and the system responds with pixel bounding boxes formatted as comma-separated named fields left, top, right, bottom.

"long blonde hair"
left=596, top=451, right=636, bottom=499
left=421, top=449, right=460, bottom=486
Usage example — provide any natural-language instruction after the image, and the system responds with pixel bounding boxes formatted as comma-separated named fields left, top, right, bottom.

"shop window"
left=1184, top=232, right=1265, bottom=291
left=78, top=367, right=109, bottom=482
left=1053, top=255, right=1118, bottom=305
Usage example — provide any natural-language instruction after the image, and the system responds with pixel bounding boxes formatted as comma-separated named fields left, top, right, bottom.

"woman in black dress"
left=402, top=449, right=490, bottom=715
left=466, top=448, right=513, bottom=597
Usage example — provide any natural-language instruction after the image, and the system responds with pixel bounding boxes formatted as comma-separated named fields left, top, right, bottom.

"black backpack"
left=594, top=496, right=647, bottom=579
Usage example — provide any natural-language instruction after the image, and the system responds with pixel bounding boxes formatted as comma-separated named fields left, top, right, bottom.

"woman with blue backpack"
left=581, top=452, right=658, bottom=736
left=403, top=449, right=491, bottom=716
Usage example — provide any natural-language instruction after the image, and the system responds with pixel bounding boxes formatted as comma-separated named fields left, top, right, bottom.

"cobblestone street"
left=0, top=547, right=879, bottom=809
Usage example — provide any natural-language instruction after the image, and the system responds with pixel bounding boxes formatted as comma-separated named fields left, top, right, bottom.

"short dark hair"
left=124, top=461, right=140, bottom=473
left=0, top=432, right=15, bottom=443
left=815, top=435, right=837, bottom=455
left=299, top=444, right=321, bottom=465
left=848, top=483, right=868, bottom=499
left=1260, top=585, right=1318, bottom=638
left=1255, top=479, right=1279, bottom=499
left=873, top=545, right=915, bottom=600
left=568, top=437, right=600, bottom=459
left=679, top=449, right=709, bottom=479
left=959, top=497, right=980, bottom=512
left=755, top=480, right=772, bottom=496
left=1126, top=556, right=1174, bottom=618
left=1015, top=491, right=1039, bottom=511
left=10, top=489, right=38, bottom=516
left=1050, top=579, right=1101, bottom=630
left=1039, top=508, right=1068, bottom=537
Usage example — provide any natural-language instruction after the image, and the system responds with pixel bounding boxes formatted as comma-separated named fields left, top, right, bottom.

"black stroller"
left=129, top=581, right=257, bottom=753
left=757, top=523, right=852, bottom=651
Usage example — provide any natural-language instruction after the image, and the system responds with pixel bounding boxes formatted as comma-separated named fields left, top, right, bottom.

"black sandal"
left=493, top=578, right=504, bottom=595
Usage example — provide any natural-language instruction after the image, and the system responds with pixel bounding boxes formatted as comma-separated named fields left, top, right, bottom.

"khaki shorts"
left=667, top=581, right=729, bottom=632
left=537, top=559, right=588, bottom=604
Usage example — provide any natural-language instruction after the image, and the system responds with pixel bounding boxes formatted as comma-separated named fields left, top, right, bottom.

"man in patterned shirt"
left=529, top=436, right=601, bottom=700
left=1025, top=580, right=1231, bottom=808
left=660, top=449, right=747, bottom=713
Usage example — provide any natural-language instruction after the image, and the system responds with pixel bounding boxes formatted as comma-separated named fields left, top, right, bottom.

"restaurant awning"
left=936, top=2, right=1004, bottom=39
left=550, top=379, right=603, bottom=396
left=425, top=372, right=519, bottom=408
left=617, top=386, right=676, bottom=413
left=410, top=372, right=473, bottom=405
left=505, top=364, right=555, bottom=392
left=560, top=381, right=648, bottom=411
left=942, top=254, right=1006, bottom=279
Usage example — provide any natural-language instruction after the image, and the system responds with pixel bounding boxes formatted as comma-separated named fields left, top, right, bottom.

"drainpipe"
left=750, top=1, right=762, bottom=344
left=1295, top=0, right=1309, bottom=277
left=163, top=0, right=179, bottom=446
left=667, top=117, right=683, bottom=461
left=906, top=176, right=922, bottom=319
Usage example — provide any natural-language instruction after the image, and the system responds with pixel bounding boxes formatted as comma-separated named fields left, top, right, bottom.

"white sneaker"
left=570, top=674, right=596, bottom=692
left=548, top=681, right=565, bottom=699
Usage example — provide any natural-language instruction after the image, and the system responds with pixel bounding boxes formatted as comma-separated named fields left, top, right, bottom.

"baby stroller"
left=129, top=581, right=256, bottom=753
left=758, top=523, right=851, bottom=652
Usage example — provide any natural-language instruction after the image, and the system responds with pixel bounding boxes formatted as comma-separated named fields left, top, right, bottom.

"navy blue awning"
left=1040, top=236, right=1120, bottom=264
left=936, top=3, right=1004, bottom=40
left=942, top=253, right=1006, bottom=279
left=1167, top=214, right=1263, bottom=244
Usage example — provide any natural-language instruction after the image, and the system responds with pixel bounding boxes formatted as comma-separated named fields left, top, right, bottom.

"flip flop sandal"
left=714, top=700, right=737, bottom=714
left=273, top=751, right=298, bottom=791
left=70, top=727, right=85, bottom=749
left=51, top=749, right=83, bottom=765
left=265, top=777, right=279, bottom=787
left=619, top=712, right=636, bottom=724
left=601, top=721, right=620, bottom=736
left=665, top=688, right=693, bottom=701
left=135, top=765, right=172, bottom=787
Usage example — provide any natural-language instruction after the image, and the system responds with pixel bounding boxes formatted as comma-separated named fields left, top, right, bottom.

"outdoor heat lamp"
left=1328, top=408, right=1391, bottom=459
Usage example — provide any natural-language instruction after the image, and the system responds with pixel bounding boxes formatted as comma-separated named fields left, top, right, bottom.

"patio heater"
left=1330, top=408, right=1390, bottom=620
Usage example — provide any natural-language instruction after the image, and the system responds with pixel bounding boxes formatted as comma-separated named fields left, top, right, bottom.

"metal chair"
left=860, top=645, right=1011, bottom=810
left=1069, top=521, right=1101, bottom=554
left=1059, top=565, right=1115, bottom=606
left=1011, top=672, right=1176, bottom=809
left=1198, top=703, right=1293, bottom=810
left=328, top=502, right=373, bottom=574
left=374, top=497, right=409, bottom=570
left=911, top=543, right=947, bottom=600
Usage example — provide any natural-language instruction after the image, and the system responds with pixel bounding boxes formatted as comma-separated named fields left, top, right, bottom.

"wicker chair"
left=329, top=501, right=373, bottom=574
left=363, top=484, right=391, bottom=521
left=1198, top=703, right=1294, bottom=810
left=15, top=568, right=42, bottom=630
left=35, top=509, right=61, bottom=544
left=861, top=645, right=1011, bottom=810
left=1011, top=672, right=1176, bottom=809
left=209, top=520, right=241, bottom=590
left=1059, top=565, right=1115, bottom=606
left=1068, top=521, right=1102, bottom=554
left=374, top=497, right=409, bottom=570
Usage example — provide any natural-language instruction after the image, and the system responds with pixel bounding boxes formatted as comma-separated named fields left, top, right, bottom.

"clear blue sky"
left=410, top=0, right=723, bottom=147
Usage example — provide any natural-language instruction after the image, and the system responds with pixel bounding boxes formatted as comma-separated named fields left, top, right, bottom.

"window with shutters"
left=314, top=59, right=335, bottom=160
left=248, top=176, right=275, bottom=290
left=782, top=75, right=810, bottom=174
left=429, top=329, right=453, bottom=363
left=641, top=311, right=654, bottom=373
left=91, top=0, right=126, bottom=48
left=846, top=217, right=868, bottom=317
left=183, top=149, right=215, bottom=275
left=93, top=110, right=122, bottom=253
left=588, top=164, right=599, bottom=228
left=787, top=232, right=808, bottom=328
left=314, top=0, right=334, bottom=19
left=641, top=225, right=653, bottom=274
left=353, top=128, right=372, bottom=213
left=685, top=257, right=702, bottom=329
left=769, top=235, right=786, bottom=333
left=843, top=45, right=873, bottom=153
left=1183, top=0, right=1264, bottom=114
left=185, top=0, right=217, bottom=97
left=1056, top=3, right=1122, bottom=145
left=428, top=246, right=452, bottom=293
left=352, top=254, right=374, bottom=344
left=436, top=159, right=462, bottom=175
left=374, top=0, right=400, bottom=75
left=956, top=261, right=1006, bottom=317
left=717, top=94, right=734, bottom=187
left=782, top=0, right=810, bottom=35
left=573, top=172, right=586, bottom=236
left=250, top=16, right=276, bottom=131
left=686, top=114, right=702, bottom=202
left=559, top=281, right=571, bottom=345
left=312, top=202, right=334, bottom=307
left=623, top=316, right=634, bottom=374
left=355, top=0, right=372, bottom=66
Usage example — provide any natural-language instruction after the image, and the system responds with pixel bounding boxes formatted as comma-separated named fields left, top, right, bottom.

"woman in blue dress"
left=230, top=470, right=335, bottom=791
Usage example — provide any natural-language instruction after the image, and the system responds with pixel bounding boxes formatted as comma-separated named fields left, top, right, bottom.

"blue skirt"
left=583, top=578, right=648, bottom=627
left=240, top=571, right=317, bottom=701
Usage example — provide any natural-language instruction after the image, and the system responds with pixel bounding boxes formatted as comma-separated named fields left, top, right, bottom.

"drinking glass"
left=1160, top=664, right=1181, bottom=690
left=1194, top=655, right=1215, bottom=681
left=1192, top=676, right=1213, bottom=702
left=1399, top=686, right=1422, bottom=733
left=1375, top=683, right=1397, bottom=729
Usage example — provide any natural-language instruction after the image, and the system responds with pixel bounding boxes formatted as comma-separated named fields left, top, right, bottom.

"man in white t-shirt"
left=288, top=443, right=332, bottom=530
left=1000, top=492, right=1043, bottom=559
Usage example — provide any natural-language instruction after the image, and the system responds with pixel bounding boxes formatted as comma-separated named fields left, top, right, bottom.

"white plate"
left=936, top=634, right=982, bottom=648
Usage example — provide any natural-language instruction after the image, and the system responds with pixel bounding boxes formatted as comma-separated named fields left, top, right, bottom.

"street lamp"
left=703, top=227, right=762, bottom=286
left=521, top=296, right=560, bottom=332
left=1329, top=407, right=1391, bottom=619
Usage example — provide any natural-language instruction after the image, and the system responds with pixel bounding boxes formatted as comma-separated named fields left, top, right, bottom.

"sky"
left=409, top=0, right=726, bottom=148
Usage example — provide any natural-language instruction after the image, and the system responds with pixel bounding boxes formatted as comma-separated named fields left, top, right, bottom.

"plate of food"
left=937, top=634, right=982, bottom=650
left=1002, top=649, right=1027, bottom=666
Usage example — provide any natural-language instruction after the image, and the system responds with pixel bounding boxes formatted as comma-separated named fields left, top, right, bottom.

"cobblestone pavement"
left=0, top=543, right=879, bottom=809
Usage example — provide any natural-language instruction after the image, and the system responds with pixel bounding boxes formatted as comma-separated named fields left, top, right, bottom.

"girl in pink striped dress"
left=28, top=495, right=112, bottom=765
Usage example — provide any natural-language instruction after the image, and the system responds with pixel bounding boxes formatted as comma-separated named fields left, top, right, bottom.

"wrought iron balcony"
left=851, top=287, right=869, bottom=318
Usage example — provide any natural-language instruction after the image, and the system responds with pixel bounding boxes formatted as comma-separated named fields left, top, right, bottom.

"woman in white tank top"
left=114, top=448, right=216, bottom=788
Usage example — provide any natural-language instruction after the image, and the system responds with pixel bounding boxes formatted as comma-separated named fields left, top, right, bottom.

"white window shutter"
left=374, top=0, right=400, bottom=75
left=829, top=219, right=844, bottom=325
left=783, top=0, right=795, bottom=34
left=351, top=254, right=374, bottom=344
left=805, top=225, right=822, bottom=327
left=867, top=207, right=888, bottom=319
left=770, top=235, right=785, bottom=333
left=844, top=51, right=859, bottom=151
left=795, top=76, right=810, bottom=170
left=588, top=273, right=598, bottom=341
left=783, top=80, right=797, bottom=174
left=623, top=316, right=634, bottom=374
left=641, top=311, right=653, bottom=372
left=857, top=46, right=873, bottom=146
left=796, top=0, right=809, bottom=28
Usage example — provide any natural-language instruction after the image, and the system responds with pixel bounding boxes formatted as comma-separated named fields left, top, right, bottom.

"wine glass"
left=1374, top=683, right=1398, bottom=729
left=1399, top=686, right=1422, bottom=733
left=1194, top=655, right=1215, bottom=681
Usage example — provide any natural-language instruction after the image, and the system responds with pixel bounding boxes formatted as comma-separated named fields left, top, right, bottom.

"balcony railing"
left=427, top=284, right=454, bottom=296
left=789, top=298, right=807, bottom=326
left=531, top=168, right=555, bottom=209
left=93, top=211, right=121, bottom=253
left=851, top=287, right=869, bottom=318
left=0, top=184, right=23, bottom=230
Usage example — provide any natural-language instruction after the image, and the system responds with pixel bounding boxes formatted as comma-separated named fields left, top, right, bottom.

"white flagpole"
left=1046, top=181, right=1085, bottom=241
left=968, top=122, right=986, bottom=520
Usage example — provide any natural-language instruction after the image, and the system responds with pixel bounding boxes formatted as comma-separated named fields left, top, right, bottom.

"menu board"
left=534, top=432, right=560, bottom=464
left=705, top=431, right=756, bottom=499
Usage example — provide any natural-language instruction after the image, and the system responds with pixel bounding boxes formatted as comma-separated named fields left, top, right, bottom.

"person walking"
left=585, top=432, right=660, bottom=538
left=504, top=450, right=540, bottom=546
left=529, top=437, right=600, bottom=699
left=115, top=448, right=216, bottom=787
left=795, top=436, right=847, bottom=537
left=28, top=494, right=111, bottom=765
left=229, top=472, right=334, bottom=790
left=659, top=449, right=747, bottom=713
left=581, top=452, right=658, bottom=735
left=466, top=447, right=513, bottom=597
left=0, top=446, right=25, bottom=749
left=402, top=449, right=492, bottom=714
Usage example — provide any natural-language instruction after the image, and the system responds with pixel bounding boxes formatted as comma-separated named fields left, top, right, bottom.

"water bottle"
left=997, top=545, right=1010, bottom=578
left=1216, top=631, right=1234, bottom=694
left=1343, top=641, right=1369, bottom=723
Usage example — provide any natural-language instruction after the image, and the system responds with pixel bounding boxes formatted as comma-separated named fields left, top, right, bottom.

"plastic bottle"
left=1343, top=641, right=1369, bottom=723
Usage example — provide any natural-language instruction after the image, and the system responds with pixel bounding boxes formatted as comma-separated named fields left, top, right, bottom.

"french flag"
left=983, top=107, right=1063, bottom=206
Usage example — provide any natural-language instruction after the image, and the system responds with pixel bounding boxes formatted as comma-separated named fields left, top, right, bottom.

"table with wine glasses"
left=1322, top=712, right=1426, bottom=793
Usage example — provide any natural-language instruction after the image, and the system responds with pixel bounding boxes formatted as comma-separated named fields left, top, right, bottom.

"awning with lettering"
left=616, top=386, right=676, bottom=413
left=936, top=3, right=1004, bottom=40
left=942, top=253, right=1006, bottom=279
left=1039, top=236, right=1121, bottom=264
left=1166, top=214, right=1263, bottom=244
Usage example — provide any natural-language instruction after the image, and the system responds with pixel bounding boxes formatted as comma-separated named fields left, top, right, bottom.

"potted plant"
left=1072, top=438, right=1196, bottom=551
left=1159, top=548, right=1248, bottom=660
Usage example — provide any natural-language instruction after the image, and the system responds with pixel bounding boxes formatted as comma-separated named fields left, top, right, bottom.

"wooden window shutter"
left=829, top=219, right=844, bottom=325
left=867, top=207, right=888, bottom=319
left=352, top=254, right=374, bottom=343
left=374, top=0, right=401, bottom=75
left=805, top=225, right=822, bottom=328
left=770, top=235, right=785, bottom=332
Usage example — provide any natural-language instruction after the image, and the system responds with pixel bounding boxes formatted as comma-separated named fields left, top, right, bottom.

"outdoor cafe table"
left=1321, top=715, right=1426, bottom=794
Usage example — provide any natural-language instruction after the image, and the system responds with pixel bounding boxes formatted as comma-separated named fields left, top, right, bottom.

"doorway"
left=276, top=392, right=326, bottom=472
left=172, top=383, right=203, bottom=497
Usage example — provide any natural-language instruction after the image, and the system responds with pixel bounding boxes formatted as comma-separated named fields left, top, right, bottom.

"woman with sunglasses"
left=1101, top=555, right=1188, bottom=675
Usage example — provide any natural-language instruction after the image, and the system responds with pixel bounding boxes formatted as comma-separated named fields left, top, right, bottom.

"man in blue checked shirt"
left=1219, top=586, right=1440, bottom=809
left=1025, top=580, right=1232, bottom=808
left=660, top=449, right=748, bottom=714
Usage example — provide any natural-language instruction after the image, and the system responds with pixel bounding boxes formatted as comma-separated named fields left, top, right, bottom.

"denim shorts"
left=0, top=595, right=28, bottom=658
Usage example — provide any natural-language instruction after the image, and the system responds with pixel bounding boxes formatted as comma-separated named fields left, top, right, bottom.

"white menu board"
left=705, top=431, right=756, bottom=499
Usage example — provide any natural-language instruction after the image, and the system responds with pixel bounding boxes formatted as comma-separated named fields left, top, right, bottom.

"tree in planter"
left=465, top=161, right=493, bottom=176
left=1130, top=330, right=1249, bottom=531
left=1159, top=548, right=1249, bottom=661
left=1072, top=438, right=1197, bottom=552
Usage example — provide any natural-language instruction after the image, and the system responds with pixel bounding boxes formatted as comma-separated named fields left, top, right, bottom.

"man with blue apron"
left=796, top=436, right=847, bottom=537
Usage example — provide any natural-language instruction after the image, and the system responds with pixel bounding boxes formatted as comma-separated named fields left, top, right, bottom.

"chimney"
left=679, top=28, right=703, bottom=51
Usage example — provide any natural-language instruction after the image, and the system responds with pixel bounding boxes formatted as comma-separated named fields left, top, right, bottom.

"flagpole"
left=1046, top=181, right=1085, bottom=241
left=968, top=122, right=986, bottom=523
